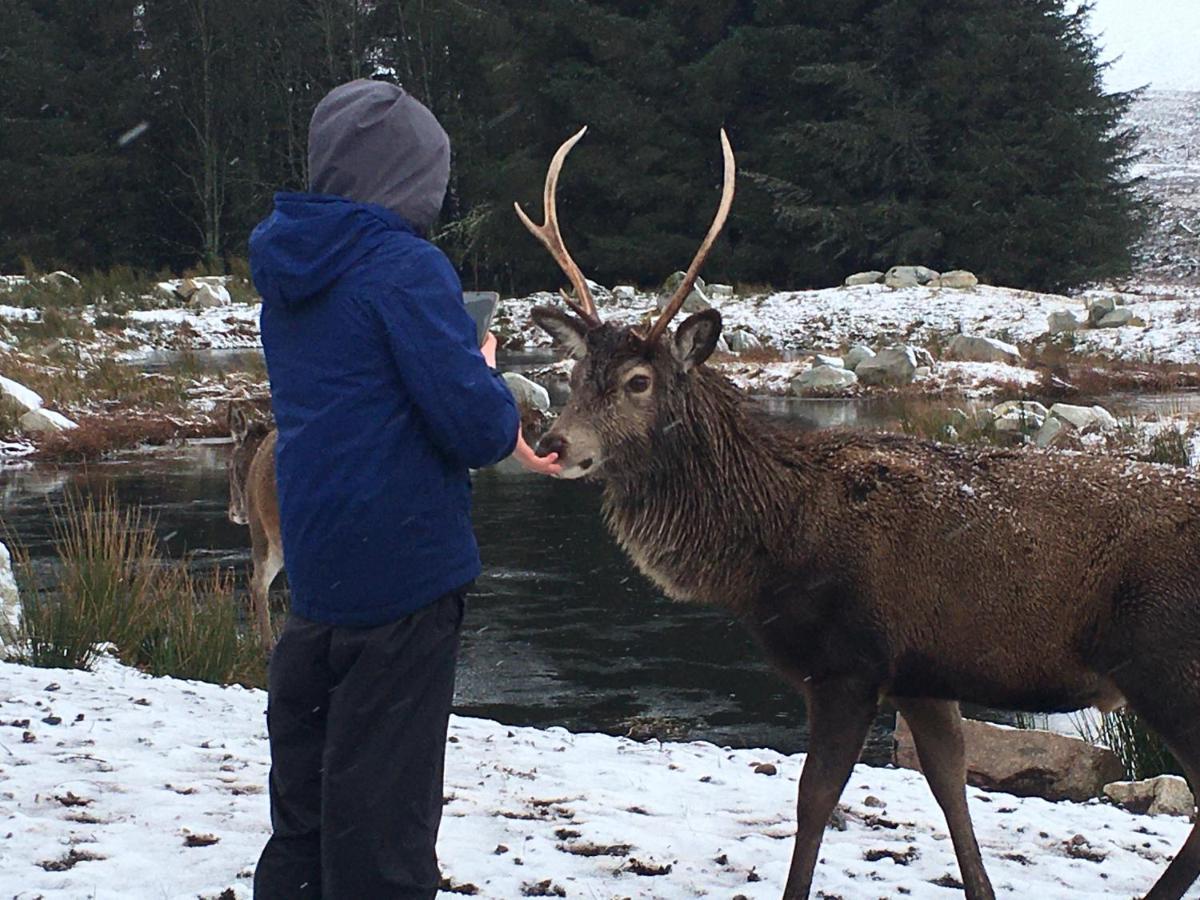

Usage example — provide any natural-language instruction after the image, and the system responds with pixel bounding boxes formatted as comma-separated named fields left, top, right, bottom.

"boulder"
left=1048, top=310, right=1083, bottom=334
left=176, top=278, right=200, bottom=300
left=585, top=278, right=610, bottom=300
left=40, top=270, right=80, bottom=289
left=612, top=285, right=638, bottom=303
left=843, top=345, right=876, bottom=372
left=990, top=400, right=1048, bottom=437
left=855, top=346, right=918, bottom=386
left=0, top=540, right=19, bottom=641
left=912, top=347, right=936, bottom=368
left=707, top=283, right=734, bottom=299
left=1034, top=416, right=1066, bottom=448
left=937, top=270, right=978, bottom=289
left=1104, top=776, right=1195, bottom=817
left=812, top=353, right=844, bottom=369
left=1087, top=295, right=1117, bottom=326
left=791, top=365, right=858, bottom=394
left=658, top=271, right=710, bottom=313
left=725, top=331, right=762, bottom=353
left=1096, top=308, right=1135, bottom=329
left=0, top=375, right=43, bottom=415
left=1049, top=403, right=1117, bottom=433
left=884, top=265, right=939, bottom=289
left=155, top=282, right=180, bottom=301
left=945, top=334, right=1022, bottom=366
left=192, top=283, right=231, bottom=308
left=19, top=408, right=77, bottom=434
left=501, top=372, right=551, bottom=413
left=895, top=715, right=1124, bottom=803
left=844, top=271, right=884, bottom=286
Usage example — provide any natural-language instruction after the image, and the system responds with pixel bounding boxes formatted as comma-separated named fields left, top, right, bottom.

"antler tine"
left=514, top=126, right=600, bottom=326
left=643, top=129, right=736, bottom=344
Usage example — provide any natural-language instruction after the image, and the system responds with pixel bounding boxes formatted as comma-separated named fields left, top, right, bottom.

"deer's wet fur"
left=522, top=128, right=1200, bottom=900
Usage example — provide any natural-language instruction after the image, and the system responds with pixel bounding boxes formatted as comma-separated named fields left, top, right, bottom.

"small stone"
left=753, top=762, right=777, bottom=776
left=1105, top=776, right=1195, bottom=817
left=863, top=795, right=886, bottom=808
left=1096, top=308, right=1134, bottom=329
left=844, top=271, right=884, bottom=286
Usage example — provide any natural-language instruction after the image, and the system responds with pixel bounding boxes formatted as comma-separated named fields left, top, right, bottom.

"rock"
left=18, top=408, right=77, bottom=434
left=1049, top=403, right=1117, bottom=433
left=945, top=334, right=1022, bottom=366
left=1087, top=295, right=1117, bottom=326
left=1048, top=310, right=1083, bottom=334
left=1104, top=776, right=1195, bottom=817
left=40, top=271, right=80, bottom=289
left=0, top=540, right=19, bottom=641
left=1096, top=308, right=1135, bottom=329
left=658, top=271, right=710, bottom=313
left=662, top=271, right=705, bottom=295
left=937, top=270, right=978, bottom=289
left=612, top=285, right=638, bottom=302
left=990, top=400, right=1048, bottom=436
left=585, top=278, right=610, bottom=300
left=1034, top=416, right=1066, bottom=448
left=792, top=365, right=858, bottom=394
left=155, top=282, right=180, bottom=301
left=812, top=353, right=844, bottom=369
left=895, top=715, right=1124, bottom=803
left=753, top=762, right=777, bottom=776
left=912, top=347, right=936, bottom=368
left=0, top=375, right=43, bottom=415
left=192, top=283, right=231, bottom=308
left=715, top=335, right=730, bottom=354
left=884, top=265, right=939, bottom=289
left=725, top=331, right=762, bottom=353
left=176, top=278, right=200, bottom=300
left=501, top=372, right=551, bottom=413
left=914, top=365, right=931, bottom=378
left=992, top=400, right=1049, bottom=421
left=843, top=345, right=876, bottom=372
left=855, top=346, right=918, bottom=386
left=844, top=271, right=884, bottom=286
left=707, top=284, right=734, bottom=299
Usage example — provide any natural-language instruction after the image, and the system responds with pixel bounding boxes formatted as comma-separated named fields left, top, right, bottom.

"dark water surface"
left=0, top=438, right=900, bottom=759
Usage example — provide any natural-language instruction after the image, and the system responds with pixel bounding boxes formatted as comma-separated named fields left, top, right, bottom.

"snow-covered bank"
left=0, top=657, right=1194, bottom=899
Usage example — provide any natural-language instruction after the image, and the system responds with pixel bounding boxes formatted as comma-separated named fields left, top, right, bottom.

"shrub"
left=1076, top=709, right=1181, bottom=781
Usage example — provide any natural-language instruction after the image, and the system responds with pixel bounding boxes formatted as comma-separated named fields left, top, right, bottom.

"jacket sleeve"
left=372, top=246, right=519, bottom=469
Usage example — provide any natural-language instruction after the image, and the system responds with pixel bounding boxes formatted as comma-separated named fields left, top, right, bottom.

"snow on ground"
left=1, top=657, right=1196, bottom=899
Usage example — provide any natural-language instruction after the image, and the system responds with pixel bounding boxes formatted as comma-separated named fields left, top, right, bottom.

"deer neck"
left=600, top=369, right=804, bottom=609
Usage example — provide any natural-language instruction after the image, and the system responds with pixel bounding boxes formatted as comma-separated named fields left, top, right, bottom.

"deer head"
left=227, top=401, right=270, bottom=525
left=520, top=129, right=736, bottom=479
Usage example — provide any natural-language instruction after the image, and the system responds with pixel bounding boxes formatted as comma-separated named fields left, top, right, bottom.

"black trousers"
left=254, top=590, right=465, bottom=900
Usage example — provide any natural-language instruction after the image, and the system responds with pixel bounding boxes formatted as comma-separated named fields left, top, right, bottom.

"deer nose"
left=537, top=433, right=568, bottom=459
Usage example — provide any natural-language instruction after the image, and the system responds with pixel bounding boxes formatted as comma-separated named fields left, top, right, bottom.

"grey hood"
left=308, top=80, right=450, bottom=230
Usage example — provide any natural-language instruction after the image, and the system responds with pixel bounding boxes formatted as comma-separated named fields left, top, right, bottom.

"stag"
left=518, top=128, right=1200, bottom=900
left=227, top=403, right=282, bottom=651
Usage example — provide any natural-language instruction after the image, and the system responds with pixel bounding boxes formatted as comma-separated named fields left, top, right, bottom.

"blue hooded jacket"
left=249, top=192, right=519, bottom=626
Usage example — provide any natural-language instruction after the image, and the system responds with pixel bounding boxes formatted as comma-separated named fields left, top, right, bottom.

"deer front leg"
left=893, top=698, right=995, bottom=900
left=783, top=679, right=879, bottom=900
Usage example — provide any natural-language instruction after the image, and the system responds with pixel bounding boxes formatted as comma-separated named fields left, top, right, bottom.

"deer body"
left=227, top=406, right=283, bottom=650
left=517, top=128, right=1200, bottom=899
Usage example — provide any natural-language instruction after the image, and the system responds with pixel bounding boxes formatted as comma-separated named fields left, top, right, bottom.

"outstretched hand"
left=513, top=428, right=562, bottom=476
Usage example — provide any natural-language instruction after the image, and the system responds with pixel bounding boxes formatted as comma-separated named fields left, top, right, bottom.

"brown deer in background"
left=227, top=403, right=282, bottom=651
left=519, top=128, right=1200, bottom=900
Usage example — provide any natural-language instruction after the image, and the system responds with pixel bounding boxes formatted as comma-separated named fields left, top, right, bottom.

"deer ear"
left=673, top=309, right=722, bottom=371
left=228, top=402, right=249, bottom=443
left=532, top=305, right=589, bottom=359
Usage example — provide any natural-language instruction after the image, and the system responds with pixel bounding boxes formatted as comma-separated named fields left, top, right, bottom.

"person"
left=248, top=79, right=560, bottom=899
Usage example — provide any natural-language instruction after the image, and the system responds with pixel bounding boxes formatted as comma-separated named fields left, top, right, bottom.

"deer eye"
left=626, top=374, right=651, bottom=394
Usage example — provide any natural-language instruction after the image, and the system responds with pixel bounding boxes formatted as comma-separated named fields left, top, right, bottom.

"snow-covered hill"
left=1, top=657, right=1195, bottom=899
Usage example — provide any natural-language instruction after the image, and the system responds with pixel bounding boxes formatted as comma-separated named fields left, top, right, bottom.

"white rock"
left=585, top=278, right=610, bottom=299
left=40, top=271, right=80, bottom=288
left=155, top=281, right=181, bottom=301
left=1097, top=308, right=1134, bottom=329
left=1105, top=776, right=1195, bottom=817
left=707, top=284, right=734, bottom=299
left=937, top=270, right=978, bottom=289
left=855, top=346, right=918, bottom=385
left=726, top=331, right=762, bottom=353
left=812, top=353, right=843, bottom=368
left=0, top=540, right=19, bottom=641
left=912, top=347, right=936, bottom=368
left=791, top=365, right=858, bottom=394
left=0, top=375, right=44, bottom=414
left=611, top=285, right=638, bottom=302
left=843, top=345, right=876, bottom=371
left=1034, top=417, right=1066, bottom=448
left=192, top=283, right=231, bottom=308
left=19, top=408, right=77, bottom=434
left=1047, top=403, right=1117, bottom=433
left=945, top=334, right=1022, bottom=366
left=914, top=365, right=931, bottom=378
left=884, top=265, right=939, bottom=289
left=1048, top=310, right=1083, bottom=334
left=990, top=400, right=1048, bottom=435
left=501, top=372, right=551, bottom=413
left=658, top=271, right=710, bottom=313
left=844, top=271, right=884, bottom=286
left=1088, top=295, right=1117, bottom=326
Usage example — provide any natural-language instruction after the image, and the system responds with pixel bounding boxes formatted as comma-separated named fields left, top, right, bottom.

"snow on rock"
left=0, top=657, right=1195, bottom=899
left=945, top=334, right=1023, bottom=366
left=18, top=407, right=77, bottom=434
left=0, top=305, right=40, bottom=322
left=0, top=374, right=43, bottom=414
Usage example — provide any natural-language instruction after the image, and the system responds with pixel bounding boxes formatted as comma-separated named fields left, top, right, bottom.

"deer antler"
left=642, top=129, right=736, bottom=344
left=514, top=126, right=600, bottom=327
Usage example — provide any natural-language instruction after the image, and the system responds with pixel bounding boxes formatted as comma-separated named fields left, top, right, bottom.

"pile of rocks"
left=791, top=342, right=939, bottom=394
left=156, top=276, right=233, bottom=309
left=1048, top=295, right=1146, bottom=334
left=655, top=272, right=735, bottom=315
left=844, top=265, right=979, bottom=290
left=980, top=400, right=1118, bottom=447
